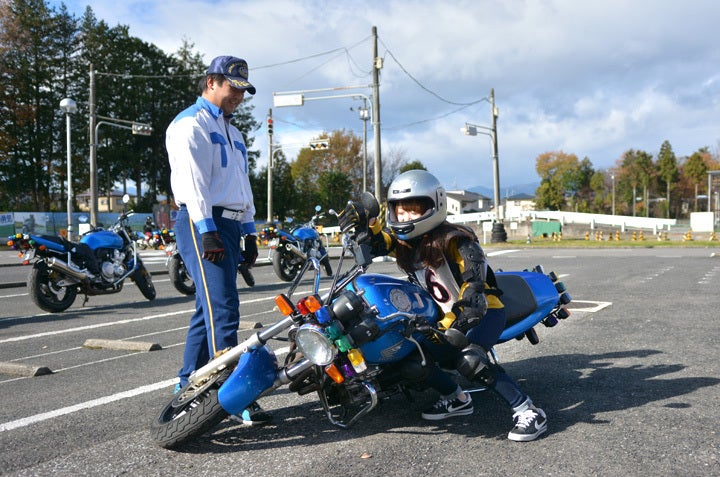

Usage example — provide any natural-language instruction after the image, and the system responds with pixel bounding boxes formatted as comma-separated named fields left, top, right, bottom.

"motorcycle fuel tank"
left=292, top=226, right=320, bottom=241
left=347, top=274, right=440, bottom=364
left=80, top=230, right=123, bottom=250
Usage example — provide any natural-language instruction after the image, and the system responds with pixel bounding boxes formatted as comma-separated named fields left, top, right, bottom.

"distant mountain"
left=468, top=181, right=540, bottom=198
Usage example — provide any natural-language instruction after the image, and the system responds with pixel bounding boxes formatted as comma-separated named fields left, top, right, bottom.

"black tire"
left=169, top=255, right=196, bottom=295
left=28, top=261, right=77, bottom=313
left=150, top=375, right=229, bottom=449
left=273, top=250, right=298, bottom=282
left=131, top=261, right=156, bottom=300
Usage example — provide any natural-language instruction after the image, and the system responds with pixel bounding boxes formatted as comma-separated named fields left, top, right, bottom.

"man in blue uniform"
left=166, top=55, right=266, bottom=425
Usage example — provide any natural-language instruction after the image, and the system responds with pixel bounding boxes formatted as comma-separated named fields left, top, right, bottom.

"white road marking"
left=0, top=345, right=292, bottom=433
left=0, top=378, right=178, bottom=432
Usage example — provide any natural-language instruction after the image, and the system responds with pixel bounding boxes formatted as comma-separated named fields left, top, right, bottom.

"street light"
left=60, top=98, right=77, bottom=239
left=88, top=115, right=153, bottom=225
left=272, top=86, right=379, bottom=199
left=358, top=98, right=370, bottom=192
left=611, top=174, right=616, bottom=216
left=461, top=88, right=506, bottom=243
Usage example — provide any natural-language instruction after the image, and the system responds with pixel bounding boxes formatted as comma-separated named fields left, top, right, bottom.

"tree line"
left=4, top=0, right=718, bottom=225
left=0, top=0, right=410, bottom=224
left=533, top=141, right=720, bottom=218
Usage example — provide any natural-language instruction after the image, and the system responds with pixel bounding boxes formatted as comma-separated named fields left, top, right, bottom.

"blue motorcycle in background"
left=7, top=194, right=156, bottom=313
left=150, top=193, right=572, bottom=449
left=268, top=205, right=333, bottom=282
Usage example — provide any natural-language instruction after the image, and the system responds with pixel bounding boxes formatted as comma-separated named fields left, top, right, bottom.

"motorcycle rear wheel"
left=150, top=373, right=229, bottom=449
left=131, top=261, right=156, bottom=300
left=272, top=250, right=298, bottom=282
left=168, top=255, right=195, bottom=295
left=28, top=261, right=77, bottom=313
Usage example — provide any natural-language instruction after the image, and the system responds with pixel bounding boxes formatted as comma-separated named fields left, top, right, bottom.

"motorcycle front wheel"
left=150, top=371, right=230, bottom=449
left=272, top=250, right=298, bottom=282
left=168, top=255, right=195, bottom=295
left=28, top=261, right=77, bottom=313
left=130, top=261, right=156, bottom=300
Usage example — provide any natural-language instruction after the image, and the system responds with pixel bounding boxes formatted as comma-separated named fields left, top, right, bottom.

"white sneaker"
left=508, top=407, right=547, bottom=441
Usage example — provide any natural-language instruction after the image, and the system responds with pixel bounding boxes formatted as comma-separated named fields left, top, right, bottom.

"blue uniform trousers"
left=175, top=206, right=242, bottom=386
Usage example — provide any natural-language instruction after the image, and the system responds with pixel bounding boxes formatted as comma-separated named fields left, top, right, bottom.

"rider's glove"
left=201, top=231, right=225, bottom=263
left=338, top=201, right=367, bottom=234
left=449, top=283, right=488, bottom=334
left=242, top=234, right=258, bottom=267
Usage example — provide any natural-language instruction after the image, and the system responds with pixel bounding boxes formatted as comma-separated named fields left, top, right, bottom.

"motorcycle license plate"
left=23, top=249, right=35, bottom=261
left=268, top=238, right=279, bottom=249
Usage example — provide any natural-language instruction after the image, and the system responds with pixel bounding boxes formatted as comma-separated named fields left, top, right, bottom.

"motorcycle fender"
left=31, top=235, right=66, bottom=253
left=217, top=345, right=278, bottom=415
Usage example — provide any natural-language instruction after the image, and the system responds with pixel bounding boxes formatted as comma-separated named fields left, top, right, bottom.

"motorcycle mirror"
left=360, top=191, right=380, bottom=219
left=315, top=205, right=322, bottom=212
left=444, top=328, right=469, bottom=349
left=122, top=194, right=130, bottom=204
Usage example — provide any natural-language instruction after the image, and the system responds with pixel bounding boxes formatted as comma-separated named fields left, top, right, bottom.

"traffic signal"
left=267, top=117, right=274, bottom=136
left=309, top=140, right=329, bottom=150
left=131, top=123, right=153, bottom=136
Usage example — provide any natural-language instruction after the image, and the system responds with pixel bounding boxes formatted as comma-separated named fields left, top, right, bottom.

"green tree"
left=399, top=160, right=426, bottom=173
left=683, top=149, right=708, bottom=212
left=317, top=170, right=353, bottom=213
left=0, top=0, right=79, bottom=210
left=253, top=151, right=296, bottom=224
left=534, top=151, right=584, bottom=211
left=534, top=178, right=565, bottom=210
left=657, top=140, right=679, bottom=218
left=589, top=170, right=607, bottom=213
left=619, top=149, right=654, bottom=216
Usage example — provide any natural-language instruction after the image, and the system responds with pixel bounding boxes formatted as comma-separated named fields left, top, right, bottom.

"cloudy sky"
left=54, top=0, right=720, bottom=194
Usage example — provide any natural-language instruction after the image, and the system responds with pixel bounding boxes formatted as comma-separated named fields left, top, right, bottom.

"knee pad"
left=456, top=344, right=491, bottom=382
left=397, top=357, right=434, bottom=383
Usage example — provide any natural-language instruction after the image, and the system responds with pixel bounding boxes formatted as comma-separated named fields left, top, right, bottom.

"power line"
left=378, top=37, right=489, bottom=107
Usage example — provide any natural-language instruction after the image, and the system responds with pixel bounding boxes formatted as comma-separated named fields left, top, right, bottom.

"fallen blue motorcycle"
left=150, top=193, right=571, bottom=449
left=7, top=194, right=155, bottom=312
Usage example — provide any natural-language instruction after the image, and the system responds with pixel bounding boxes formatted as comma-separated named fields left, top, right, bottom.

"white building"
left=446, top=190, right=492, bottom=215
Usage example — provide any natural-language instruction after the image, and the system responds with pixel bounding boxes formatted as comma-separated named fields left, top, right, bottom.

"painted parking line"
left=0, top=345, right=291, bottom=433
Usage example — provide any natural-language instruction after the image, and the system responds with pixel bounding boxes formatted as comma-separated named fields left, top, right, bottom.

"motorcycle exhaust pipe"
left=285, top=242, right=306, bottom=260
left=47, top=257, right=90, bottom=281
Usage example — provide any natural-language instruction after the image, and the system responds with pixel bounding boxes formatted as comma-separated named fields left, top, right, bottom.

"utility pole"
left=489, top=88, right=506, bottom=242
left=88, top=64, right=98, bottom=226
left=372, top=26, right=382, bottom=201
left=267, top=108, right=274, bottom=224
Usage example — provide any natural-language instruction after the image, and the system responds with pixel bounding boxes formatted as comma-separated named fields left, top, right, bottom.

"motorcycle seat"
left=495, top=274, right=537, bottom=327
left=37, top=234, right=67, bottom=245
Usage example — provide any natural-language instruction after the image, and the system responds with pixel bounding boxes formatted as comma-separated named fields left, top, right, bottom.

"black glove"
left=337, top=201, right=367, bottom=234
left=201, top=231, right=225, bottom=263
left=242, top=234, right=258, bottom=267
left=450, top=283, right=488, bottom=334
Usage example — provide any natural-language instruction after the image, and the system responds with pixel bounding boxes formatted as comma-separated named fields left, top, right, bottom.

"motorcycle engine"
left=98, top=249, right=127, bottom=282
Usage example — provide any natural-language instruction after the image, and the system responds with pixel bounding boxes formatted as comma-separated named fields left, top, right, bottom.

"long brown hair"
left=394, top=222, right=477, bottom=275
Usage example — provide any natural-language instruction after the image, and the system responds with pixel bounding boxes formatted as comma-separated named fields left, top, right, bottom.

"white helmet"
left=387, top=170, right=447, bottom=240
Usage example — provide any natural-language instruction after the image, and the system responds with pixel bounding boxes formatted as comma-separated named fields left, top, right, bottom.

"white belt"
left=220, top=208, right=245, bottom=221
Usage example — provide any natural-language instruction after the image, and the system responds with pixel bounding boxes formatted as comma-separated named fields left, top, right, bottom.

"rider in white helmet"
left=338, top=169, right=547, bottom=442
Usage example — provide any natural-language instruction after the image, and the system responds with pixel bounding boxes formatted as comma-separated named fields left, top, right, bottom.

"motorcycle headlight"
left=295, top=324, right=336, bottom=366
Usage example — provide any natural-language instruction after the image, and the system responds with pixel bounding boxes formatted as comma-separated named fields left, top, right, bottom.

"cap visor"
left=226, top=76, right=256, bottom=95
